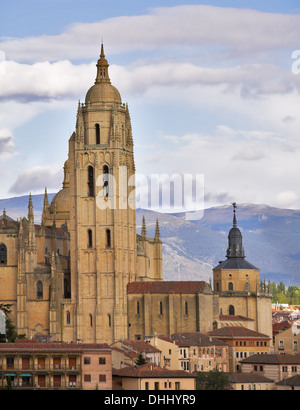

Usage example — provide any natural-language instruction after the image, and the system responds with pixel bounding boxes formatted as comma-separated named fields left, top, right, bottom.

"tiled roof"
left=241, top=354, right=300, bottom=365
left=112, top=363, right=197, bottom=379
left=0, top=341, right=110, bottom=353
left=170, top=333, right=228, bottom=347
left=127, top=281, right=207, bottom=294
left=276, top=375, right=300, bottom=387
left=219, top=315, right=254, bottom=322
left=122, top=340, right=161, bottom=353
left=207, top=326, right=270, bottom=339
left=227, top=372, right=274, bottom=384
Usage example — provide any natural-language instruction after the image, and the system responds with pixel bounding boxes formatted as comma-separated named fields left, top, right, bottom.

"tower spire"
left=141, top=216, right=147, bottom=239
left=226, top=202, right=245, bottom=259
left=232, top=202, right=237, bottom=228
left=95, top=43, right=110, bottom=84
left=155, top=218, right=160, bottom=242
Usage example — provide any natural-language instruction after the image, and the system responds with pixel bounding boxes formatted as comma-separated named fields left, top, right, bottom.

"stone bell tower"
left=68, top=45, right=137, bottom=343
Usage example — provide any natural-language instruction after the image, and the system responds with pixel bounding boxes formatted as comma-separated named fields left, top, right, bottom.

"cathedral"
left=0, top=46, right=272, bottom=344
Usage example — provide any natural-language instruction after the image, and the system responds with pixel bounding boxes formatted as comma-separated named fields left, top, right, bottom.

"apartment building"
left=208, top=326, right=271, bottom=372
left=0, top=340, right=112, bottom=390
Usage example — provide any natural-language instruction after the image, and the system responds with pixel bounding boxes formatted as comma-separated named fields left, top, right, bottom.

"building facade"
left=0, top=340, right=112, bottom=390
left=0, top=48, right=272, bottom=346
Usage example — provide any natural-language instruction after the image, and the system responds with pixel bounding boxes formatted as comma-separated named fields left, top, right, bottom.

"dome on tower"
left=85, top=44, right=122, bottom=104
left=49, top=158, right=70, bottom=219
left=50, top=187, right=70, bottom=216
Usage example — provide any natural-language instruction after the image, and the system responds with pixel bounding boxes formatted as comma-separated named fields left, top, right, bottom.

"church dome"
left=50, top=187, right=70, bottom=216
left=85, top=44, right=122, bottom=105
left=85, top=82, right=121, bottom=104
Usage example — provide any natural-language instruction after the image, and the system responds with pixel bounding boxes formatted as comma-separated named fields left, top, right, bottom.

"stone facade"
left=0, top=47, right=272, bottom=345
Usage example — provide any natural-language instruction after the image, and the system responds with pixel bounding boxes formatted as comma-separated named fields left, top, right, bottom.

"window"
left=88, top=229, right=93, bottom=248
left=145, top=382, right=149, bottom=390
left=106, top=229, right=111, bottom=248
left=99, top=375, right=106, bottom=382
left=99, top=357, right=106, bottom=365
left=159, top=301, right=163, bottom=315
left=185, top=301, right=188, bottom=315
left=89, top=314, right=93, bottom=327
left=228, top=282, right=234, bottom=291
left=88, top=166, right=94, bottom=197
left=84, top=357, right=91, bottom=365
left=136, top=301, right=140, bottom=315
left=103, top=165, right=109, bottom=197
left=0, top=244, right=7, bottom=264
left=95, top=124, right=100, bottom=144
left=37, top=281, right=43, bottom=298
left=294, top=341, right=298, bottom=351
left=108, top=314, right=111, bottom=328
left=84, top=374, right=91, bottom=382
left=175, top=382, right=180, bottom=390
left=229, top=305, right=235, bottom=316
left=66, top=311, right=71, bottom=325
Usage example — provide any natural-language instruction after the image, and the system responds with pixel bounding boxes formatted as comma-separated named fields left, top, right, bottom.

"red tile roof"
left=219, top=315, right=254, bottom=322
left=122, top=340, right=161, bottom=353
left=207, top=326, right=270, bottom=339
left=241, top=354, right=300, bottom=365
left=0, top=341, right=110, bottom=353
left=127, top=281, right=206, bottom=294
left=112, top=363, right=197, bottom=378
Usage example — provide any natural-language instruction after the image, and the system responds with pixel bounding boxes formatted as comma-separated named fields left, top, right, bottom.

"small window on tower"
left=96, top=124, right=100, bottom=144
left=106, top=229, right=111, bottom=248
left=37, top=281, right=43, bottom=298
left=88, top=166, right=94, bottom=197
left=88, top=229, right=93, bottom=248
left=103, top=165, right=109, bottom=197
left=0, top=244, right=7, bottom=264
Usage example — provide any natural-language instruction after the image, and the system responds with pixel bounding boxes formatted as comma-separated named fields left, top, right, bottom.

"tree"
left=197, top=369, right=230, bottom=390
left=0, top=304, right=26, bottom=343
left=135, top=353, right=147, bottom=366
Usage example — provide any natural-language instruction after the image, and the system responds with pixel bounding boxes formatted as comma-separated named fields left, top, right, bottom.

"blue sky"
left=0, top=0, right=300, bottom=212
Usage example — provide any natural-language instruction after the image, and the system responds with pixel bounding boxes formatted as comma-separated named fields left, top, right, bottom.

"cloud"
left=1, top=5, right=299, bottom=62
left=9, top=165, right=63, bottom=194
left=275, top=191, right=299, bottom=208
left=232, top=147, right=266, bottom=161
left=0, top=129, right=16, bottom=158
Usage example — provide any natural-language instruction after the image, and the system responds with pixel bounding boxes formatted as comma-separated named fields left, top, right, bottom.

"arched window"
left=245, top=282, right=249, bottom=292
left=37, top=281, right=43, bottom=298
left=228, top=282, right=234, bottom=291
left=66, top=311, right=71, bottom=325
left=106, top=229, right=111, bottom=248
left=103, top=165, right=109, bottom=197
left=88, top=229, right=93, bottom=248
left=229, top=305, right=235, bottom=316
left=95, top=123, right=100, bottom=144
left=0, top=244, right=7, bottom=264
left=88, top=166, right=94, bottom=197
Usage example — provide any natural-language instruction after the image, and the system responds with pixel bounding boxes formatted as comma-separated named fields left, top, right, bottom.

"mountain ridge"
left=1, top=194, right=299, bottom=286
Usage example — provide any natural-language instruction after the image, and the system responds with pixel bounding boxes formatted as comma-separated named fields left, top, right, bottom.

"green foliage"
left=0, top=304, right=26, bottom=343
left=196, top=369, right=230, bottom=390
left=271, top=282, right=300, bottom=306
left=135, top=353, right=147, bottom=366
